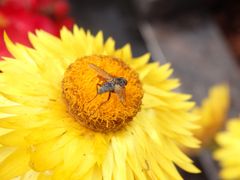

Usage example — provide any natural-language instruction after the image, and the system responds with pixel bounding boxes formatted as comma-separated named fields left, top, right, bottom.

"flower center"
left=62, top=55, right=143, bottom=132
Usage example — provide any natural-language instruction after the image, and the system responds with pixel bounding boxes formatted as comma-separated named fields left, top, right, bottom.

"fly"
left=88, top=63, right=127, bottom=104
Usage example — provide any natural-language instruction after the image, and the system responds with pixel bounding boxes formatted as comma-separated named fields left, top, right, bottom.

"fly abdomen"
left=98, top=82, right=115, bottom=94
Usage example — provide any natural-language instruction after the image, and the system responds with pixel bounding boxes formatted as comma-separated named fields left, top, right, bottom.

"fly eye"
left=121, top=79, right=127, bottom=86
left=123, top=79, right=127, bottom=85
left=117, top=78, right=127, bottom=86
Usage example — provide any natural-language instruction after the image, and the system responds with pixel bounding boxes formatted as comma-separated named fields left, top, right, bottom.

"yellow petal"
left=0, top=148, right=30, bottom=179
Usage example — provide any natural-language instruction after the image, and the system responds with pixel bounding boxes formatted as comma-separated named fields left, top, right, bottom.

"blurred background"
left=1, top=0, right=240, bottom=179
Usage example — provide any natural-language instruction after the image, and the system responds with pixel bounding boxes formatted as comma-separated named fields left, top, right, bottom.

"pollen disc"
left=62, top=55, right=143, bottom=132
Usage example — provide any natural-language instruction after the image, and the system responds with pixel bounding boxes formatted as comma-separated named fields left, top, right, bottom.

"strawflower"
left=0, top=26, right=200, bottom=179
left=214, top=118, right=240, bottom=179
left=191, top=84, right=230, bottom=151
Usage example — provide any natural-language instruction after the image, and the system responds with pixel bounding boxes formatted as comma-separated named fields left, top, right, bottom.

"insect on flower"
left=88, top=63, right=127, bottom=104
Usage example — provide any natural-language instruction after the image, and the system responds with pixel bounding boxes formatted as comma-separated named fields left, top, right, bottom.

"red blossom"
left=0, top=0, right=74, bottom=57
left=0, top=0, right=70, bottom=18
left=0, top=6, right=73, bottom=57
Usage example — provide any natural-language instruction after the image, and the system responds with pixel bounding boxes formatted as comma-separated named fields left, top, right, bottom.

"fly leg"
left=98, top=92, right=111, bottom=108
left=87, top=83, right=101, bottom=103
left=87, top=83, right=101, bottom=117
left=88, top=92, right=111, bottom=117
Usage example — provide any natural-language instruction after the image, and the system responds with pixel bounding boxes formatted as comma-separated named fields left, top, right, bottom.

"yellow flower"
left=0, top=26, right=200, bottom=180
left=192, top=84, right=230, bottom=149
left=214, top=118, right=240, bottom=179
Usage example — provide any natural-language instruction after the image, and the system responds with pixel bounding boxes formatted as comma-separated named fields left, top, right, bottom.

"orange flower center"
left=62, top=55, right=143, bottom=132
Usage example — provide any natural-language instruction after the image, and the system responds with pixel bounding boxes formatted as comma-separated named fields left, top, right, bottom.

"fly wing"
left=88, top=63, right=113, bottom=80
left=115, top=84, right=126, bottom=103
